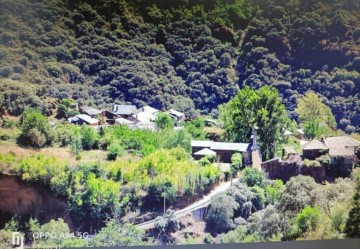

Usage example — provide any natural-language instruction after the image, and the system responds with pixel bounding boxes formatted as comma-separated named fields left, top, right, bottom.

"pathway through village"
left=135, top=178, right=239, bottom=230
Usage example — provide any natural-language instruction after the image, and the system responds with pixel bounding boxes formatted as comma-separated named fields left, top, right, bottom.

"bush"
left=107, top=142, right=124, bottom=160
left=0, top=66, right=11, bottom=77
left=242, top=167, right=265, bottom=188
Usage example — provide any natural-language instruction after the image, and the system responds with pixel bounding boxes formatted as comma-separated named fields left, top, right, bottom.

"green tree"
left=206, top=193, right=239, bottom=232
left=155, top=112, right=174, bottom=130
left=184, top=118, right=206, bottom=139
left=344, top=172, right=360, bottom=238
left=20, top=108, right=54, bottom=147
left=57, top=104, right=68, bottom=118
left=91, top=219, right=146, bottom=247
left=295, top=92, right=337, bottom=129
left=265, top=180, right=284, bottom=205
left=69, top=126, right=82, bottom=156
left=86, top=173, right=120, bottom=219
left=303, top=118, right=324, bottom=139
left=154, top=209, right=180, bottom=243
left=29, top=218, right=85, bottom=248
left=230, top=152, right=242, bottom=183
left=242, top=167, right=265, bottom=188
left=107, top=142, right=124, bottom=160
left=294, top=205, right=321, bottom=236
left=80, top=125, right=99, bottom=150
left=219, top=86, right=290, bottom=160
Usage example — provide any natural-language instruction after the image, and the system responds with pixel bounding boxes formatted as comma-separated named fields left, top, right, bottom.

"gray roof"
left=115, top=117, right=135, bottom=125
left=81, top=106, right=102, bottom=116
left=302, top=140, right=328, bottom=150
left=324, top=136, right=360, bottom=148
left=194, top=148, right=217, bottom=156
left=191, top=140, right=213, bottom=148
left=113, top=104, right=137, bottom=115
left=75, top=114, right=98, bottom=125
left=191, top=140, right=251, bottom=152
left=210, top=142, right=250, bottom=152
left=169, top=109, right=185, bottom=118
left=328, top=147, right=354, bottom=157
left=135, top=105, right=159, bottom=114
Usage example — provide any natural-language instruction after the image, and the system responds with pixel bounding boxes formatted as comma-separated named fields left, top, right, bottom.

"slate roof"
left=194, top=148, right=217, bottom=156
left=210, top=142, right=251, bottom=152
left=169, top=109, right=185, bottom=118
left=135, top=105, right=159, bottom=114
left=302, top=140, right=328, bottom=150
left=328, top=147, right=354, bottom=157
left=324, top=136, right=360, bottom=148
left=113, top=104, right=137, bottom=115
left=115, top=117, right=134, bottom=125
left=80, top=106, right=102, bottom=116
left=73, top=114, right=98, bottom=125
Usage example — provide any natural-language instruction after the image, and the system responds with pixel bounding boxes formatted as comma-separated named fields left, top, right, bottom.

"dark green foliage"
left=242, top=167, right=265, bottom=188
left=303, top=118, right=325, bottom=139
left=220, top=86, right=291, bottom=160
left=0, top=0, right=359, bottom=132
left=227, top=181, right=255, bottom=219
left=80, top=125, right=99, bottom=150
left=294, top=205, right=321, bottom=236
left=155, top=112, right=174, bottom=130
left=107, top=142, right=124, bottom=160
left=345, top=172, right=360, bottom=238
left=206, top=193, right=239, bottom=233
left=91, top=219, right=147, bottom=247
left=20, top=108, right=54, bottom=147
left=277, top=175, right=318, bottom=218
left=184, top=117, right=206, bottom=140
left=154, top=209, right=180, bottom=243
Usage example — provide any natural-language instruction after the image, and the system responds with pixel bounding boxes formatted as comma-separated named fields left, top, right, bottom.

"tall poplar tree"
left=219, top=86, right=290, bottom=160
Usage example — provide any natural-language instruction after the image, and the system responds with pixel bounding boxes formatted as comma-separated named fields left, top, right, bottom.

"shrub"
left=107, top=142, right=124, bottom=160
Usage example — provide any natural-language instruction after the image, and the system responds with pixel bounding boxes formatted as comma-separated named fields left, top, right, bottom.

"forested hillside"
left=0, top=0, right=359, bottom=131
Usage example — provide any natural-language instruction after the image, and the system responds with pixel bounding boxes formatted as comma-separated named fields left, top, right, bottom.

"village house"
left=302, top=139, right=329, bottom=160
left=191, top=140, right=252, bottom=165
left=112, top=104, right=137, bottom=118
left=296, top=129, right=305, bottom=140
left=68, top=114, right=99, bottom=126
left=80, top=106, right=102, bottom=118
left=133, top=105, right=159, bottom=122
left=168, top=109, right=185, bottom=121
left=323, top=136, right=360, bottom=166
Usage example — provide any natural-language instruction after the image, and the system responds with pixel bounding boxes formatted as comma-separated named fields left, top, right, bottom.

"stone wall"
left=261, top=155, right=326, bottom=183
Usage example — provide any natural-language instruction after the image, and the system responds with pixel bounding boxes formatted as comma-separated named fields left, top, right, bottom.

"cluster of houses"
left=190, top=129, right=263, bottom=171
left=260, top=135, right=360, bottom=182
left=67, top=103, right=359, bottom=181
left=190, top=127, right=359, bottom=182
left=67, top=104, right=186, bottom=131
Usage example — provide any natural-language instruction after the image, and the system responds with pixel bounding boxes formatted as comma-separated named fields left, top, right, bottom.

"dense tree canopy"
left=0, top=0, right=358, bottom=131
left=219, top=86, right=290, bottom=160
